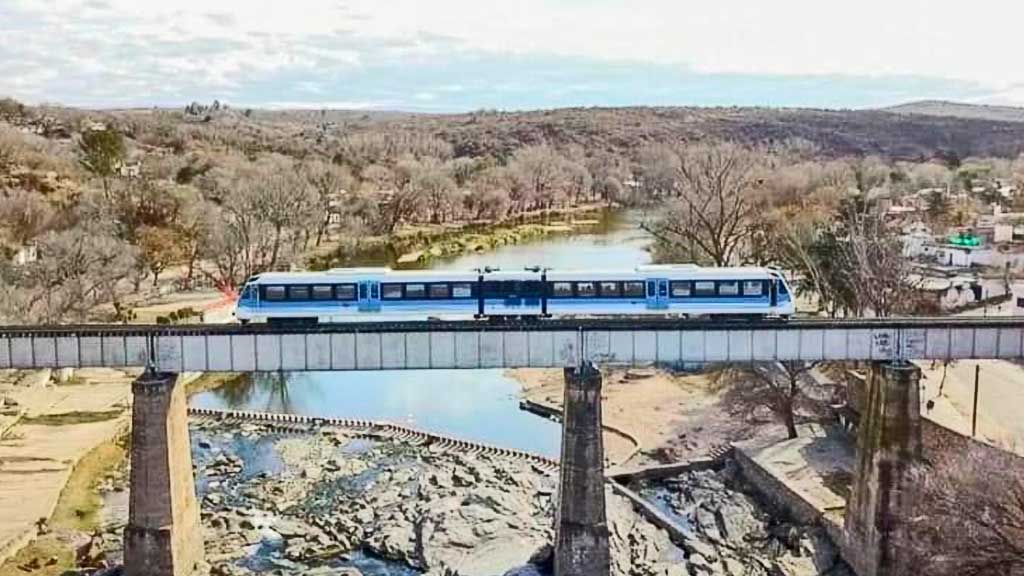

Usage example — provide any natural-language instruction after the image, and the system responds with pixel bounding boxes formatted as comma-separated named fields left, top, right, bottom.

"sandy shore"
left=0, top=369, right=134, bottom=569
left=509, top=366, right=788, bottom=468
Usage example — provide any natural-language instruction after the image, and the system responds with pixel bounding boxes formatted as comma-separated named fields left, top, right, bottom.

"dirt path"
left=0, top=369, right=134, bottom=568
left=509, top=367, right=787, bottom=467
left=917, top=359, right=1024, bottom=456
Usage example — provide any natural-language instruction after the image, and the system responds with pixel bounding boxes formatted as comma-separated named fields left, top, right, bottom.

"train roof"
left=248, top=265, right=782, bottom=285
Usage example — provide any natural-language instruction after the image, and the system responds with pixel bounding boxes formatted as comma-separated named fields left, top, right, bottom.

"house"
left=12, top=244, right=37, bottom=266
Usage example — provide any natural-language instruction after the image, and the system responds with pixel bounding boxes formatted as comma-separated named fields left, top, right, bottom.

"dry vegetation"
left=2, top=97, right=1024, bottom=324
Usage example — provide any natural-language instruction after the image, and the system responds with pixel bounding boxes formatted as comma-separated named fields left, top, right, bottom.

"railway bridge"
left=3, top=317, right=1022, bottom=576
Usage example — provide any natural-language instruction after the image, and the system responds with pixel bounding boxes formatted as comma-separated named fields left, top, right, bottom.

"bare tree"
left=834, top=199, right=918, bottom=316
left=636, top=144, right=679, bottom=199
left=0, top=125, right=28, bottom=174
left=0, top=188, right=54, bottom=245
left=466, top=166, right=513, bottom=220
left=412, top=161, right=458, bottom=223
left=509, top=145, right=571, bottom=211
left=302, top=160, right=354, bottom=246
left=897, top=443, right=1024, bottom=576
left=644, top=143, right=767, bottom=266
left=723, top=361, right=824, bottom=439
left=18, top=226, right=137, bottom=322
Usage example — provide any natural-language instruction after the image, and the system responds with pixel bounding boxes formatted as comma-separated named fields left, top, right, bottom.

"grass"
left=0, top=537, right=76, bottom=576
left=21, top=410, right=123, bottom=426
left=0, top=433, right=128, bottom=576
left=50, top=432, right=128, bottom=532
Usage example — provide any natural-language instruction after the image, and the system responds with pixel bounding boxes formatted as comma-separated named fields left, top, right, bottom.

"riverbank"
left=0, top=368, right=135, bottom=573
left=309, top=204, right=619, bottom=270
left=509, top=367, right=792, bottom=468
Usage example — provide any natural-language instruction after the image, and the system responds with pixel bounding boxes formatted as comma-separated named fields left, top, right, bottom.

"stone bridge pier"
left=554, top=361, right=611, bottom=576
left=844, top=361, right=922, bottom=576
left=124, top=371, right=204, bottom=576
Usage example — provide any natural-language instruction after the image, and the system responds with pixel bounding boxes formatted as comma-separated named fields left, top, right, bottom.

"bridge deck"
left=2, top=317, right=1023, bottom=371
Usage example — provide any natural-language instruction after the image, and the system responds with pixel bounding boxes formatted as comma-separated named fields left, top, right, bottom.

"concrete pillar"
left=843, top=362, right=922, bottom=576
left=124, top=372, right=204, bottom=576
left=554, top=361, right=610, bottom=576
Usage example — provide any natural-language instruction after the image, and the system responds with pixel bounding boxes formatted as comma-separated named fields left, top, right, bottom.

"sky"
left=2, top=0, right=1023, bottom=112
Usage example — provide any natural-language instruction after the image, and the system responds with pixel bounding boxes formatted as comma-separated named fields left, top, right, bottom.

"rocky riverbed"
left=88, top=417, right=852, bottom=576
left=634, top=469, right=853, bottom=576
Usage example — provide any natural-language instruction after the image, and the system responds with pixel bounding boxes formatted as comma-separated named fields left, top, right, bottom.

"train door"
left=646, top=278, right=670, bottom=310
left=359, top=280, right=381, bottom=312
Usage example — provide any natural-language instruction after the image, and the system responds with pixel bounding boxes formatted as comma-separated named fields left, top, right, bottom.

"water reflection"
left=192, top=370, right=563, bottom=457
left=213, top=373, right=295, bottom=414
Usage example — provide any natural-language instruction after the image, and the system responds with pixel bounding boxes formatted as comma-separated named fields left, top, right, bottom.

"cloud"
left=0, top=0, right=1019, bottom=110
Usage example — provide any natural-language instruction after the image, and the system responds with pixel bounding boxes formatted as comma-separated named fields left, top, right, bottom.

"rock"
left=714, top=499, right=765, bottom=543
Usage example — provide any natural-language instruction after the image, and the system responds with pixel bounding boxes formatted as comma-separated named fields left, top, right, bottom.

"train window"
left=336, top=284, right=357, bottom=300
left=670, top=281, right=691, bottom=297
left=658, top=282, right=668, bottom=297
left=452, top=283, right=474, bottom=298
left=288, top=286, right=310, bottom=300
left=694, top=281, right=716, bottom=296
left=718, top=281, right=739, bottom=296
left=647, top=281, right=656, bottom=297
left=382, top=284, right=403, bottom=299
left=370, top=284, right=379, bottom=299
left=778, top=281, right=789, bottom=295
left=405, top=284, right=426, bottom=299
left=743, top=281, right=764, bottom=296
left=551, top=282, right=573, bottom=297
left=576, top=282, right=597, bottom=297
left=599, top=282, right=620, bottom=297
left=624, top=282, right=645, bottom=297
left=265, top=286, right=286, bottom=301
left=429, top=284, right=450, bottom=299
left=312, top=285, right=334, bottom=300
left=358, top=284, right=367, bottom=299
left=522, top=281, right=543, bottom=298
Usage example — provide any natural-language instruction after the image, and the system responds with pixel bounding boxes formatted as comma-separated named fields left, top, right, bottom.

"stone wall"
left=732, top=447, right=824, bottom=527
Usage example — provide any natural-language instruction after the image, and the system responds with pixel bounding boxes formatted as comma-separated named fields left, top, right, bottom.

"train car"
left=234, top=265, right=794, bottom=323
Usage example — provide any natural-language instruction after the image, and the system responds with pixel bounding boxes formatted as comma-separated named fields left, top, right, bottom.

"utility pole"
left=971, top=364, right=980, bottom=437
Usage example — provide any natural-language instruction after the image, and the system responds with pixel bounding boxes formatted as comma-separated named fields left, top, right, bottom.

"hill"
left=884, top=100, right=1024, bottom=124
left=321, top=105, right=1024, bottom=162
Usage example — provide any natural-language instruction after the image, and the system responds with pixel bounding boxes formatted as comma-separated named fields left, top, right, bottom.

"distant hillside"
left=884, top=100, right=1024, bottom=124
left=338, top=106, right=1024, bottom=161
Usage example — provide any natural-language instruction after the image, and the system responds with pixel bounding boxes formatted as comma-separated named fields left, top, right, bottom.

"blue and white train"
left=234, top=265, right=795, bottom=323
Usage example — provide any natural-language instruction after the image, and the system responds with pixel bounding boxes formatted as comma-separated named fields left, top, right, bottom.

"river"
left=190, top=210, right=652, bottom=457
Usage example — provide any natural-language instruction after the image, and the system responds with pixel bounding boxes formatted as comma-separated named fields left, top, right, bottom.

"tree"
left=0, top=125, right=28, bottom=174
left=0, top=189, right=53, bottom=245
left=509, top=145, right=571, bottom=211
left=412, top=162, right=458, bottom=223
left=172, top=189, right=211, bottom=290
left=18, top=226, right=137, bottom=322
left=833, top=198, right=918, bottom=316
left=302, top=160, right=354, bottom=246
left=643, top=143, right=767, bottom=266
left=897, top=443, right=1024, bottom=576
left=250, top=160, right=317, bottom=269
left=137, top=226, right=183, bottom=287
left=466, top=166, right=513, bottom=221
left=78, top=127, right=126, bottom=196
left=636, top=144, right=679, bottom=199
left=724, top=361, right=824, bottom=439
left=366, top=159, right=427, bottom=234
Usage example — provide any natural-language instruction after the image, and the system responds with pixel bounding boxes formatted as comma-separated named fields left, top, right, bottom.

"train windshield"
left=239, top=279, right=258, bottom=300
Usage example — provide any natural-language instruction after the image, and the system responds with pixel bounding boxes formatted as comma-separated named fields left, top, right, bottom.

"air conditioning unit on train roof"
left=635, top=264, right=699, bottom=272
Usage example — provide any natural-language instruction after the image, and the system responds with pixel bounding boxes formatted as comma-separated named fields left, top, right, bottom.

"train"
left=233, top=265, right=795, bottom=323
